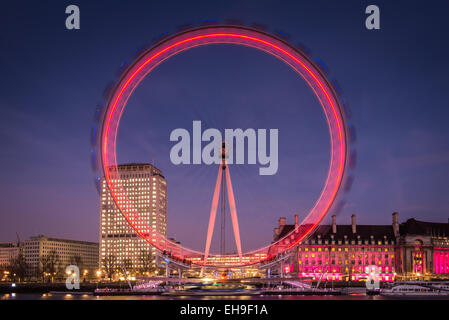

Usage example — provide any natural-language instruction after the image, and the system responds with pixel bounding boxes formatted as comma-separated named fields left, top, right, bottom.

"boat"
left=48, top=291, right=92, bottom=295
left=431, top=283, right=449, bottom=291
left=94, top=287, right=162, bottom=296
left=380, top=284, right=449, bottom=297
left=261, top=287, right=342, bottom=296
left=161, top=287, right=261, bottom=296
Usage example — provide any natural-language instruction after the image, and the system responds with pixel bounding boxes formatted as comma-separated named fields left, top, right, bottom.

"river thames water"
left=2, top=293, right=446, bottom=300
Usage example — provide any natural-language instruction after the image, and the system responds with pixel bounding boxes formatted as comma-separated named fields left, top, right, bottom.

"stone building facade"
left=270, top=212, right=449, bottom=281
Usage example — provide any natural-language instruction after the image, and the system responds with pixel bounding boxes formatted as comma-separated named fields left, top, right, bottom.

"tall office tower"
left=99, top=163, right=167, bottom=276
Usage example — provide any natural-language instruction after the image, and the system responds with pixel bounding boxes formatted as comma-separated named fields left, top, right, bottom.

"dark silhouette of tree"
left=139, top=249, right=153, bottom=274
left=8, top=252, right=28, bottom=282
left=40, top=250, right=60, bottom=282
left=69, top=254, right=83, bottom=270
left=69, top=254, right=85, bottom=281
left=102, top=254, right=117, bottom=280
left=122, top=258, right=134, bottom=274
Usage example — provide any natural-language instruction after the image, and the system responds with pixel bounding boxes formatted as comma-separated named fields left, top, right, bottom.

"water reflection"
left=0, top=293, right=393, bottom=300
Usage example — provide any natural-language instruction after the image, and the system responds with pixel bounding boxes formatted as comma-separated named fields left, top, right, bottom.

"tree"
left=102, top=254, right=117, bottom=280
left=69, top=254, right=83, bottom=270
left=8, top=252, right=28, bottom=282
left=69, top=254, right=86, bottom=281
left=139, top=249, right=153, bottom=274
left=122, top=258, right=134, bottom=274
left=40, top=250, right=60, bottom=282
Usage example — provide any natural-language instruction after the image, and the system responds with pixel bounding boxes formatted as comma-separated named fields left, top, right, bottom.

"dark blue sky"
left=1, top=0, right=448, bottom=253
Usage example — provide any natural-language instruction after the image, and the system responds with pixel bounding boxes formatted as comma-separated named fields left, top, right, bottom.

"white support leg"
left=203, top=165, right=223, bottom=264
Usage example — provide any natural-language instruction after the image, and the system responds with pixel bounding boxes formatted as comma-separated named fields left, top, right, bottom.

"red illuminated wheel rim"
left=100, top=25, right=350, bottom=268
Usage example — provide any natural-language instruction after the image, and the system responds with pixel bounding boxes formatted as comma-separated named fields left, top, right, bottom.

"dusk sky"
left=1, top=0, right=449, bottom=254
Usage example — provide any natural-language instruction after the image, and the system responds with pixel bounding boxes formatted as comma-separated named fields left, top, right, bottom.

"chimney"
left=351, top=214, right=356, bottom=234
left=332, top=215, right=337, bottom=234
left=279, top=217, right=286, bottom=227
left=273, top=227, right=280, bottom=239
left=294, top=214, right=299, bottom=228
left=392, top=212, right=399, bottom=237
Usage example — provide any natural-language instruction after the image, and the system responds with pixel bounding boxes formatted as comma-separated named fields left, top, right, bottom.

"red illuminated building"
left=270, top=212, right=449, bottom=281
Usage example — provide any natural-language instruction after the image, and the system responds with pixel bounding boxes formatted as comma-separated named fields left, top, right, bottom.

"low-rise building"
left=24, top=235, right=99, bottom=280
left=270, top=212, right=449, bottom=281
left=0, top=242, right=21, bottom=267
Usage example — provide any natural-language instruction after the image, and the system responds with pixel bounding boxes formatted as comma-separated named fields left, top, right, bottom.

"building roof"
left=273, top=218, right=449, bottom=243
left=0, top=242, right=19, bottom=248
left=274, top=224, right=395, bottom=242
left=27, top=235, right=98, bottom=246
left=399, top=218, right=449, bottom=237
left=108, top=163, right=165, bottom=178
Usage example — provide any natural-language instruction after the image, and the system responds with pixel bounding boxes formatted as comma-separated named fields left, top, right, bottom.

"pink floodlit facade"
left=299, top=273, right=395, bottom=282
left=270, top=213, right=449, bottom=281
left=413, top=250, right=424, bottom=274
left=434, top=249, right=449, bottom=274
left=296, top=245, right=396, bottom=282
left=98, top=25, right=351, bottom=267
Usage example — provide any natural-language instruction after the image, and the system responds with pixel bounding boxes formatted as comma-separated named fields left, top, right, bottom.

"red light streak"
left=100, top=27, right=348, bottom=267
